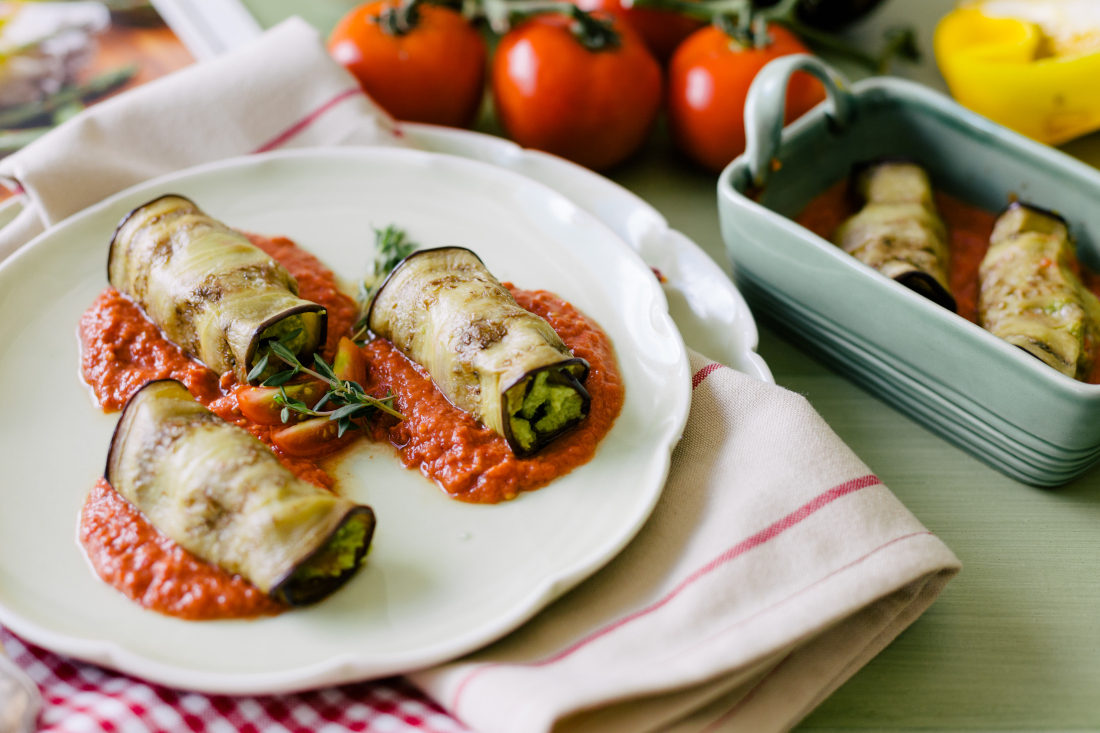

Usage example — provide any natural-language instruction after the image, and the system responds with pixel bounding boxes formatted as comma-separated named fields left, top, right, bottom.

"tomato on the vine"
left=492, top=10, right=662, bottom=171
left=573, top=0, right=704, bottom=62
left=329, top=0, right=487, bottom=128
left=667, top=23, right=825, bottom=172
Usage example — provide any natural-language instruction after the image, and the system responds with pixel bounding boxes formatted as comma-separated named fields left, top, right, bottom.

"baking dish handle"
left=744, top=54, right=853, bottom=187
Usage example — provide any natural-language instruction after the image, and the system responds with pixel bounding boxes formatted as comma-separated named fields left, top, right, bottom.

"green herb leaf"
left=337, top=415, right=353, bottom=438
left=370, top=225, right=417, bottom=287
left=246, top=353, right=270, bottom=382
left=269, top=340, right=300, bottom=367
left=352, top=225, right=419, bottom=342
left=262, top=368, right=299, bottom=387
left=328, top=403, right=365, bottom=421
left=278, top=328, right=303, bottom=345
left=313, top=354, right=338, bottom=383
left=280, top=406, right=290, bottom=424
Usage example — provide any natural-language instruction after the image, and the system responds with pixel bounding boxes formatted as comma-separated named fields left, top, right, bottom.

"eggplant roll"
left=106, top=380, right=375, bottom=606
left=367, top=247, right=590, bottom=456
left=108, top=195, right=327, bottom=384
left=834, top=161, right=956, bottom=311
left=978, top=203, right=1100, bottom=380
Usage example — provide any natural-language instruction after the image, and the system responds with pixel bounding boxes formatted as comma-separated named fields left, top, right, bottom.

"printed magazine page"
left=0, top=1, right=192, bottom=159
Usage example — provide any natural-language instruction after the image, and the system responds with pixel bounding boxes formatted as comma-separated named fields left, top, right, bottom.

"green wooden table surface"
left=242, top=0, right=1100, bottom=727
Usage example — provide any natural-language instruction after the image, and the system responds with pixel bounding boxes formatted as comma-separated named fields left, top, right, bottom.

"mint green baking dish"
left=718, top=55, right=1100, bottom=486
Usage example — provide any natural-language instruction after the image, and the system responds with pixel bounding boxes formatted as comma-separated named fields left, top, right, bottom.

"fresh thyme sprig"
left=351, top=225, right=418, bottom=342
left=251, top=329, right=403, bottom=437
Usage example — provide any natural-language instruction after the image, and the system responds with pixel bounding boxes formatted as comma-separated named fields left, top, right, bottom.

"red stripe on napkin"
left=689, top=529, right=933, bottom=659
left=692, top=363, right=723, bottom=389
left=451, top=473, right=882, bottom=711
left=253, top=87, right=365, bottom=153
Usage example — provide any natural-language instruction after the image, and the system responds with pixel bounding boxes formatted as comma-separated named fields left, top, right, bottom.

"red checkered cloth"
left=1, top=627, right=470, bottom=733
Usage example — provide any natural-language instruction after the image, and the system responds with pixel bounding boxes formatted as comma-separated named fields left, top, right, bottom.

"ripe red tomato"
left=238, top=378, right=327, bottom=426
left=574, top=0, right=704, bottom=62
left=492, top=12, right=662, bottom=171
left=271, top=417, right=356, bottom=458
left=332, top=337, right=366, bottom=386
left=328, top=1, right=487, bottom=128
left=667, top=23, right=826, bottom=172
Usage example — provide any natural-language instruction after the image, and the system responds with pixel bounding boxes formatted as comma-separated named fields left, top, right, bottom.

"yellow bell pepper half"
left=935, top=7, right=1100, bottom=145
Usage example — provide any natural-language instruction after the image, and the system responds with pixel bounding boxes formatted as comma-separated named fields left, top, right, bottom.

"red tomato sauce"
left=796, top=180, right=1100, bottom=383
left=78, top=233, right=621, bottom=616
left=362, top=287, right=624, bottom=504
left=80, top=479, right=285, bottom=620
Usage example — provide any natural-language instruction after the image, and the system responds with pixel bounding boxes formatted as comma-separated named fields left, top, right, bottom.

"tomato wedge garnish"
left=333, top=337, right=366, bottom=386
left=237, top=378, right=327, bottom=426
left=270, top=417, right=356, bottom=458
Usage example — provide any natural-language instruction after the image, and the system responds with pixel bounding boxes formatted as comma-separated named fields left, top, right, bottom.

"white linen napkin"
left=0, top=17, right=960, bottom=733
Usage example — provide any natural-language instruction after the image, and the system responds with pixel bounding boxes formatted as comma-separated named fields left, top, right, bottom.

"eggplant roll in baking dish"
left=107, top=380, right=375, bottom=606
left=108, top=195, right=326, bottom=384
left=979, top=203, right=1100, bottom=380
left=834, top=161, right=956, bottom=311
left=368, top=247, right=590, bottom=456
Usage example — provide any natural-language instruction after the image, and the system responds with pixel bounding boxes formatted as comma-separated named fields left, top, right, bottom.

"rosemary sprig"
left=259, top=333, right=403, bottom=437
left=351, top=225, right=419, bottom=342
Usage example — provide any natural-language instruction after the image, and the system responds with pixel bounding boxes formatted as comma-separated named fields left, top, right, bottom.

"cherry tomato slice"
left=333, top=337, right=367, bottom=386
left=237, top=378, right=327, bottom=426
left=270, top=417, right=356, bottom=458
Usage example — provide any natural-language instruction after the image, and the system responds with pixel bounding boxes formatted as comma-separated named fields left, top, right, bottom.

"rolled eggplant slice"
left=367, top=247, right=590, bottom=456
left=834, top=161, right=956, bottom=311
left=108, top=195, right=327, bottom=384
left=106, top=380, right=375, bottom=606
left=978, top=202, right=1100, bottom=380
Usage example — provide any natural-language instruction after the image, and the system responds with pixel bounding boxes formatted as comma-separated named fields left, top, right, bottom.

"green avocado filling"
left=291, top=514, right=369, bottom=582
left=250, top=315, right=307, bottom=381
left=507, top=369, right=586, bottom=451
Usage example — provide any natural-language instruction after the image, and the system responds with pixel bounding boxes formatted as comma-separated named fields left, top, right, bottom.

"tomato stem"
left=480, top=0, right=620, bottom=50
left=629, top=0, right=917, bottom=71
left=567, top=4, right=621, bottom=50
left=374, top=0, right=424, bottom=35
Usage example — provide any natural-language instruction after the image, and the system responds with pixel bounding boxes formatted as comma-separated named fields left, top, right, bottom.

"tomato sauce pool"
left=795, top=180, right=1100, bottom=384
left=78, top=233, right=622, bottom=619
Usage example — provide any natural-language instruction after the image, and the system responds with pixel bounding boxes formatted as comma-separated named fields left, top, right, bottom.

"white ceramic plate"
left=0, top=147, right=689, bottom=694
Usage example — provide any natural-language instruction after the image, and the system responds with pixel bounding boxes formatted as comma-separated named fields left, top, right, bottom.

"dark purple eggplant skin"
left=754, top=0, right=886, bottom=30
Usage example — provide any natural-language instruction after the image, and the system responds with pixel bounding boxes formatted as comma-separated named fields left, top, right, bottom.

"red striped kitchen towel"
left=0, top=627, right=467, bottom=733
